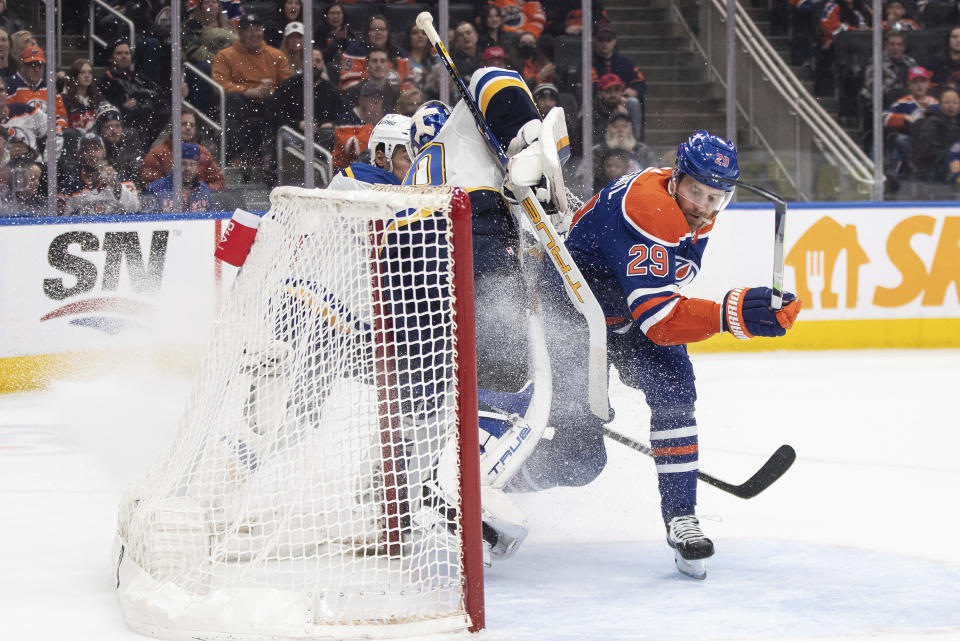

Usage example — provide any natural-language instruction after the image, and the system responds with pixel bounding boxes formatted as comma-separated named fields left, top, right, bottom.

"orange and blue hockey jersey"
left=883, top=93, right=938, bottom=130
left=565, top=166, right=723, bottom=347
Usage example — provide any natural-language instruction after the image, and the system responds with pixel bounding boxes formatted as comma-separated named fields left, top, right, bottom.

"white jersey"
left=403, top=67, right=539, bottom=193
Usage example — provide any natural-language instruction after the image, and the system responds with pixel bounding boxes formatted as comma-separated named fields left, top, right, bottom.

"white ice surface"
left=1, top=350, right=959, bottom=640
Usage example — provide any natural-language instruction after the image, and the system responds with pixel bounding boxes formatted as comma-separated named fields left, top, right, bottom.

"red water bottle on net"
left=215, top=208, right=261, bottom=267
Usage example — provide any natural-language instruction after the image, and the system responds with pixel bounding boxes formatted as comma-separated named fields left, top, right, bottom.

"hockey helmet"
left=673, top=130, right=739, bottom=189
left=670, top=129, right=739, bottom=214
left=368, top=113, right=414, bottom=172
left=409, top=100, right=451, bottom=156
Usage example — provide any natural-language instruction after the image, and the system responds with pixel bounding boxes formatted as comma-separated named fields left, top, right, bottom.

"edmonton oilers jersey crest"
left=675, top=256, right=699, bottom=287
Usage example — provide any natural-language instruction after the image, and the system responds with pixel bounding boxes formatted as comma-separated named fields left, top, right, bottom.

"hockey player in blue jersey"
left=327, top=113, right=413, bottom=189
left=504, top=130, right=802, bottom=578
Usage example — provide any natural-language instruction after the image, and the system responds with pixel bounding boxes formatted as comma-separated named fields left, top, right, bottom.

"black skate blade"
left=674, top=549, right=707, bottom=580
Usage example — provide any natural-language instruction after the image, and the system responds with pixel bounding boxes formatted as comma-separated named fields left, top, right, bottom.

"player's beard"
left=605, top=131, right=636, bottom=151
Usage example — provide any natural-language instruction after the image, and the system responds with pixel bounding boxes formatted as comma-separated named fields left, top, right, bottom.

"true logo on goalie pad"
left=486, top=424, right=532, bottom=478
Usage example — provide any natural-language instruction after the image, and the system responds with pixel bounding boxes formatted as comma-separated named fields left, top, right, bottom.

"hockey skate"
left=666, top=514, right=714, bottom=580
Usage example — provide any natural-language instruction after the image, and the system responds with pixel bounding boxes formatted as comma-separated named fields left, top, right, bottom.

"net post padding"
left=115, top=185, right=482, bottom=640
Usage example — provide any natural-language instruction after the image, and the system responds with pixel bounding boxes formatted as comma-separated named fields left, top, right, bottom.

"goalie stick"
left=602, top=427, right=796, bottom=499
left=415, top=11, right=609, bottom=420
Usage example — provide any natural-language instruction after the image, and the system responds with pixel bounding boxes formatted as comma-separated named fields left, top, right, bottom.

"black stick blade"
left=698, top=445, right=797, bottom=499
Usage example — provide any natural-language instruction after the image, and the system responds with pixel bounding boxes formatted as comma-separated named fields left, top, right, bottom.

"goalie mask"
left=669, top=129, right=740, bottom=215
left=369, top=113, right=414, bottom=172
left=410, top=100, right=451, bottom=156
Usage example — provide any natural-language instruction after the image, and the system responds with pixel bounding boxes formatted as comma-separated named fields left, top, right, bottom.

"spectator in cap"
left=482, top=46, right=510, bottom=69
left=592, top=26, right=647, bottom=100
left=183, top=0, right=238, bottom=65
left=451, top=21, right=483, bottom=83
left=332, top=80, right=386, bottom=170
left=0, top=74, right=61, bottom=161
left=5, top=45, right=68, bottom=129
left=593, top=112, right=656, bottom=179
left=61, top=131, right=140, bottom=215
left=534, top=81, right=581, bottom=155
left=593, top=73, right=643, bottom=142
left=142, top=110, right=226, bottom=190
left=212, top=11, right=291, bottom=171
left=280, top=21, right=305, bottom=74
left=476, top=3, right=518, bottom=52
left=95, top=103, right=145, bottom=188
left=264, top=0, right=302, bottom=48
left=98, top=39, right=171, bottom=149
left=144, top=142, right=214, bottom=213
left=883, top=65, right=938, bottom=190
left=533, top=81, right=559, bottom=115
left=912, top=87, right=960, bottom=189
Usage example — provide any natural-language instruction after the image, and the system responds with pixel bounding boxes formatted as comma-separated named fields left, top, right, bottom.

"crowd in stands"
left=0, top=0, right=661, bottom=216
left=774, top=0, right=960, bottom=195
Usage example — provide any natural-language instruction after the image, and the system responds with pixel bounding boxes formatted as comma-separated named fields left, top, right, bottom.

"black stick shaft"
left=603, top=427, right=796, bottom=500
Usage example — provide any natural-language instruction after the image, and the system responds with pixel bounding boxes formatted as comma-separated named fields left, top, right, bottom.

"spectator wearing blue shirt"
left=145, top=143, right=214, bottom=213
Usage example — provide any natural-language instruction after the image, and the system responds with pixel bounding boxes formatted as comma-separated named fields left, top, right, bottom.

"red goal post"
left=114, top=185, right=483, bottom=639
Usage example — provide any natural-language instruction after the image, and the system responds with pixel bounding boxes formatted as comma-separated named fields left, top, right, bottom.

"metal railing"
left=88, top=0, right=135, bottom=62
left=183, top=62, right=227, bottom=168
left=276, top=126, right=333, bottom=187
left=675, top=0, right=877, bottom=199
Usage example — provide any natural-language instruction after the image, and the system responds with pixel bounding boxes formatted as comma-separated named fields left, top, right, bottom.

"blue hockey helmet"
left=673, top=129, right=740, bottom=192
left=410, top=100, right=451, bottom=156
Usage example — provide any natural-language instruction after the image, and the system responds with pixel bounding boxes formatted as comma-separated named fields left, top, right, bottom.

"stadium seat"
left=242, top=1, right=276, bottom=20
left=383, top=3, right=429, bottom=37
left=448, top=3, right=475, bottom=27
left=341, top=3, right=375, bottom=31
left=907, top=29, right=949, bottom=69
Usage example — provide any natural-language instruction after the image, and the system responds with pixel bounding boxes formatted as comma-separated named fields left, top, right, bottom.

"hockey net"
left=115, top=185, right=483, bottom=640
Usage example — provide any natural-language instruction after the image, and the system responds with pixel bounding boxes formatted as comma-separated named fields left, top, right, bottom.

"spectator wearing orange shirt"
left=141, top=111, right=226, bottom=190
left=211, top=13, right=291, bottom=167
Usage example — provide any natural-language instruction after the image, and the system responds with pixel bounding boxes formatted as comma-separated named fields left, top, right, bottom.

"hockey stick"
left=602, top=427, right=796, bottom=499
left=415, top=11, right=609, bottom=420
left=701, top=176, right=787, bottom=311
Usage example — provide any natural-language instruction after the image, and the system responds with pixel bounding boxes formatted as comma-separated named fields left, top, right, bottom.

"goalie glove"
left=505, top=108, right=570, bottom=214
left=722, top=287, right=802, bottom=339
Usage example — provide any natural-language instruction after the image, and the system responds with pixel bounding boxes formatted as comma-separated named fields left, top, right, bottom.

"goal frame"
left=115, top=185, right=485, bottom=638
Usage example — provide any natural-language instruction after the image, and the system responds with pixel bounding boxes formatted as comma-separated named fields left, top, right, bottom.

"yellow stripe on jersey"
left=477, top=75, right=534, bottom=115
left=344, top=166, right=355, bottom=179
left=377, top=208, right=439, bottom=256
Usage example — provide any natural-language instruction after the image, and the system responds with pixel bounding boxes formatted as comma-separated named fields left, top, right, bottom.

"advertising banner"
left=0, top=213, right=231, bottom=389
left=687, top=203, right=960, bottom=350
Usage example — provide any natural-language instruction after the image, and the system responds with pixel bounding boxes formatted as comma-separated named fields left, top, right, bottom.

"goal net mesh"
left=116, top=186, right=477, bottom=640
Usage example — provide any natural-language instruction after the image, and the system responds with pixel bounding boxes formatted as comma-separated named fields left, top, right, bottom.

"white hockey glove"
left=505, top=108, right=570, bottom=215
